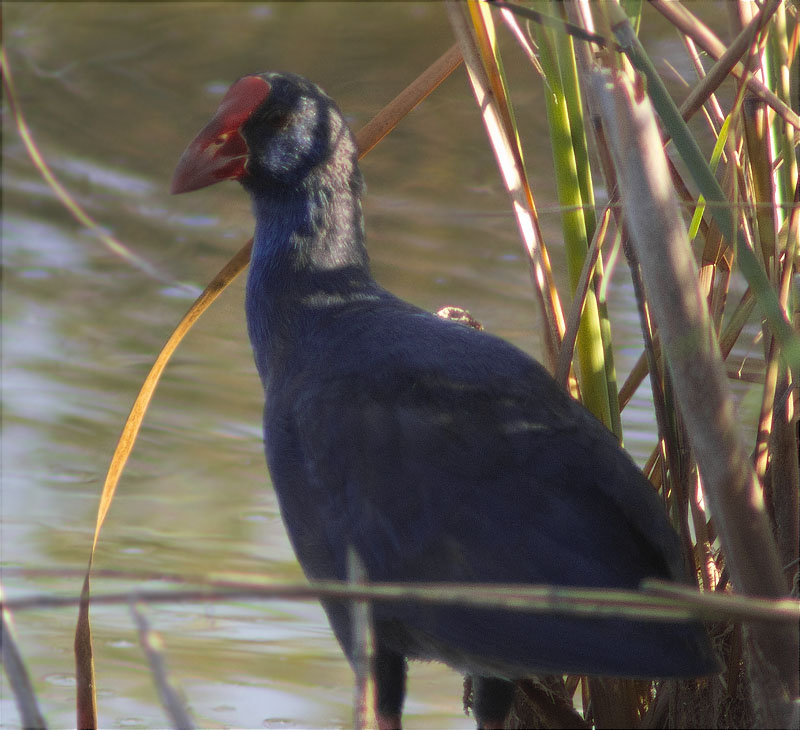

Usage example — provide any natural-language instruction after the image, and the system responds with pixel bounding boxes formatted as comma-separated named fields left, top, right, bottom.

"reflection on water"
left=2, top=3, right=754, bottom=728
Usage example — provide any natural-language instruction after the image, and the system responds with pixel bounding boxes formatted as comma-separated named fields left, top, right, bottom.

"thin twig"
left=5, top=578, right=799, bottom=624
left=130, top=603, right=195, bottom=730
left=1, top=584, right=48, bottom=729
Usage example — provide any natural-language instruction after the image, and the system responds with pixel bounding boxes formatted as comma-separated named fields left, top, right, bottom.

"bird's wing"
left=264, top=317, right=715, bottom=678
left=276, top=343, right=681, bottom=590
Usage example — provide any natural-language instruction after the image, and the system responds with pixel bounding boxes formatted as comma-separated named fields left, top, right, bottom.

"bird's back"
left=261, top=290, right=718, bottom=679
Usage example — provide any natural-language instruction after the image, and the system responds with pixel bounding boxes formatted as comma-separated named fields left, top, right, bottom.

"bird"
left=171, top=71, right=718, bottom=729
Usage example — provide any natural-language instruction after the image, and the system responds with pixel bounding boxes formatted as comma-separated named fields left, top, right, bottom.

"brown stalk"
left=355, top=44, right=463, bottom=156
left=648, top=0, right=799, bottom=129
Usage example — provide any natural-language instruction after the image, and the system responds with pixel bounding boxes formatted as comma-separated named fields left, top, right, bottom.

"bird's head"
left=171, top=72, right=358, bottom=196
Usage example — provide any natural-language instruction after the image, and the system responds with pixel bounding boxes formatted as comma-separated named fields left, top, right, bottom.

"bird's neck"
left=245, top=165, right=373, bottom=381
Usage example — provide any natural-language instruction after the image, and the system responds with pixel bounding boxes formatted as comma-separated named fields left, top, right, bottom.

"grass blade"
left=447, top=0, right=567, bottom=370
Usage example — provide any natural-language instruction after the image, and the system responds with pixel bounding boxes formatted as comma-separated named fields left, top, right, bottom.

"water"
left=2, top=3, right=755, bottom=728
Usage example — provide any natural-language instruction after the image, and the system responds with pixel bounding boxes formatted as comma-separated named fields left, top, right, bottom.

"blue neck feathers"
left=244, top=169, right=372, bottom=383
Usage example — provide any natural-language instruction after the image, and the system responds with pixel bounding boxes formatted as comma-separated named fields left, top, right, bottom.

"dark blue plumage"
left=172, top=71, right=718, bottom=728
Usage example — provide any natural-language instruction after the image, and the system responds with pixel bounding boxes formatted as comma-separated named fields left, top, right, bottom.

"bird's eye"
left=262, top=109, right=290, bottom=130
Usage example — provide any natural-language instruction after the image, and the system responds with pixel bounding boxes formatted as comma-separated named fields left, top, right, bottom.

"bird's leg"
left=373, top=645, right=407, bottom=730
left=472, top=675, right=515, bottom=730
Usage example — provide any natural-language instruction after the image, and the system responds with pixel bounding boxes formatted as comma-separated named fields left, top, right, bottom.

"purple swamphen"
left=171, top=72, right=718, bottom=729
